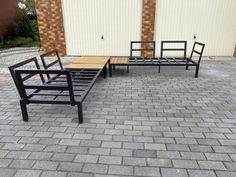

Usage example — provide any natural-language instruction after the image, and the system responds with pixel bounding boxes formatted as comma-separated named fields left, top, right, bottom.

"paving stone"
left=83, top=164, right=108, bottom=173
left=224, top=162, right=236, bottom=170
left=88, top=147, right=110, bottom=155
left=99, top=156, right=122, bottom=165
left=59, top=139, right=80, bottom=146
left=108, top=165, right=133, bottom=175
left=7, top=151, right=30, bottom=159
left=0, top=150, right=9, bottom=158
left=58, top=162, right=83, bottom=172
left=157, top=151, right=181, bottom=159
left=147, top=158, right=172, bottom=167
left=13, top=169, right=41, bottom=177
left=123, top=142, right=144, bottom=149
left=173, top=159, right=199, bottom=169
left=51, top=153, right=75, bottom=162
left=33, top=161, right=58, bottom=170
left=80, top=140, right=101, bottom=147
left=10, top=159, right=35, bottom=168
left=134, top=167, right=160, bottom=176
left=133, top=150, right=157, bottom=158
left=189, top=145, right=213, bottom=152
left=205, top=153, right=231, bottom=161
left=67, top=172, right=93, bottom=177
left=213, top=146, right=236, bottom=153
left=198, top=161, right=226, bottom=170
left=102, top=141, right=122, bottom=148
left=161, top=168, right=188, bottom=177
left=216, top=171, right=236, bottom=177
left=123, top=157, right=146, bottom=166
left=0, top=168, right=16, bottom=177
left=0, top=159, right=12, bottom=167
left=28, top=152, right=53, bottom=160
left=15, top=131, right=35, bottom=137
left=66, top=146, right=88, bottom=154
left=167, top=144, right=190, bottom=151
left=74, top=154, right=98, bottom=163
left=180, top=152, right=206, bottom=160
left=23, top=144, right=46, bottom=151
left=145, top=143, right=166, bottom=150
left=111, top=149, right=132, bottom=157
left=188, top=169, right=217, bottom=177
left=40, top=171, right=66, bottom=177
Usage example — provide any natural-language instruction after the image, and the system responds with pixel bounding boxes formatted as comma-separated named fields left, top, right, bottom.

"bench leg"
left=186, top=64, right=189, bottom=70
left=195, top=65, right=199, bottom=78
left=158, top=65, right=161, bottom=73
left=103, top=66, right=107, bottom=78
left=77, top=103, right=83, bottom=123
left=109, top=63, right=112, bottom=77
left=127, top=65, right=129, bottom=73
left=20, top=100, right=28, bottom=122
left=113, top=65, right=115, bottom=70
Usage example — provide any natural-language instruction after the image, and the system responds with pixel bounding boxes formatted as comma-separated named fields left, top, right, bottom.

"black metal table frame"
left=40, top=49, right=111, bottom=79
left=109, top=41, right=205, bottom=78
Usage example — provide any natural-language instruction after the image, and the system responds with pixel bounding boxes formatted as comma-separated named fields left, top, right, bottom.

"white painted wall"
left=155, top=0, right=236, bottom=56
left=61, top=0, right=142, bottom=56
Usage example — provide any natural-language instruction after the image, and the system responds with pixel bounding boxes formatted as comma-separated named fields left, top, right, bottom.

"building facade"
left=35, top=0, right=236, bottom=57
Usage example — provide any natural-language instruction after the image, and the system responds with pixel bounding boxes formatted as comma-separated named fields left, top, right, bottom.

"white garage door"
left=61, top=0, right=142, bottom=56
left=155, top=0, right=236, bottom=56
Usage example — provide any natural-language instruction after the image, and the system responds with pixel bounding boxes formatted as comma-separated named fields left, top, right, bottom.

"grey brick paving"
left=0, top=58, right=236, bottom=176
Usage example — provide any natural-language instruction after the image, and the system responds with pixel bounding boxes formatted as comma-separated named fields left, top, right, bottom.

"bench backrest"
left=130, top=41, right=156, bottom=57
left=190, top=41, right=205, bottom=64
left=160, top=41, right=187, bottom=58
left=40, top=49, right=63, bottom=79
left=9, top=57, right=45, bottom=96
left=14, top=69, right=75, bottom=105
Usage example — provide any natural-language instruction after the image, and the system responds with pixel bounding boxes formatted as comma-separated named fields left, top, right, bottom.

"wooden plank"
left=65, top=63, right=104, bottom=69
left=72, top=57, right=110, bottom=64
left=111, top=57, right=128, bottom=64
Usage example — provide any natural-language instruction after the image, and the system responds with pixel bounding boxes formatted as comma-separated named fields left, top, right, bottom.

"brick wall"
left=35, top=0, right=66, bottom=56
left=141, top=0, right=156, bottom=57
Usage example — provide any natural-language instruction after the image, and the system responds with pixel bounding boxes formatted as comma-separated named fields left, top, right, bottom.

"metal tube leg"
left=127, top=65, right=129, bottom=73
left=186, top=60, right=189, bottom=70
left=78, top=103, right=83, bottom=123
left=109, top=63, right=112, bottom=77
left=186, top=64, right=189, bottom=70
left=113, top=65, right=115, bottom=70
left=103, top=66, right=107, bottom=78
left=158, top=65, right=161, bottom=73
left=20, top=100, right=28, bottom=122
left=195, top=65, right=199, bottom=78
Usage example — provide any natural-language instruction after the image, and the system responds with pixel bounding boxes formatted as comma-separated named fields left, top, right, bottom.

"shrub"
left=1, top=37, right=33, bottom=48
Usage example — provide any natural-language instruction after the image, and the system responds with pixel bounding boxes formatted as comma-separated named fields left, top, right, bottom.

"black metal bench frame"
left=110, top=40, right=205, bottom=78
left=9, top=57, right=101, bottom=123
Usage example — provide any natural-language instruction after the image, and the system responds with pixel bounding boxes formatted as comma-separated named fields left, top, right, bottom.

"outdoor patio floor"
left=0, top=57, right=236, bottom=177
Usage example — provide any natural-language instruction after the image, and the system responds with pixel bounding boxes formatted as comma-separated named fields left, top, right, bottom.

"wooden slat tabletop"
left=110, top=57, right=128, bottom=64
left=65, top=63, right=105, bottom=69
left=72, top=57, right=110, bottom=64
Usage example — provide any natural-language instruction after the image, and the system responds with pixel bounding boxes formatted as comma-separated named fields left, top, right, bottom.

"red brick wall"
left=35, top=0, right=66, bottom=56
left=141, top=0, right=156, bottom=57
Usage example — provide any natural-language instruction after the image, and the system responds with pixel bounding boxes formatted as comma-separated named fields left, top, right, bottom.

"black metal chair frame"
left=9, top=57, right=101, bottom=123
left=109, top=40, right=205, bottom=78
